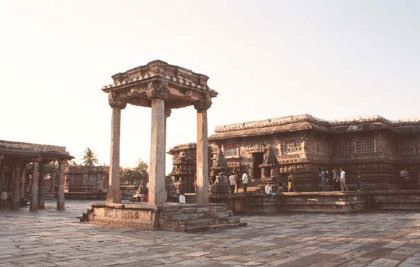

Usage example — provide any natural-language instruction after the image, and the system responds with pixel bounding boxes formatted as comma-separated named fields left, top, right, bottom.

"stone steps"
left=185, top=193, right=197, bottom=204
left=159, top=204, right=245, bottom=232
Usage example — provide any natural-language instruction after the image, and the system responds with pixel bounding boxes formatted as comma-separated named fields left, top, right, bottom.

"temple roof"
left=168, top=143, right=196, bottom=155
left=0, top=140, right=73, bottom=160
left=102, top=60, right=218, bottom=109
left=209, top=114, right=420, bottom=140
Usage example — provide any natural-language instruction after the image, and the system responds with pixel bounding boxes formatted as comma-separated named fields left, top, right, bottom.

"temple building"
left=170, top=114, right=420, bottom=192
left=0, top=140, right=73, bottom=210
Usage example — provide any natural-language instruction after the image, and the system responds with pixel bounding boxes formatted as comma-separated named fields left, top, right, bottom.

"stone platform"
left=86, top=202, right=246, bottom=232
left=212, top=190, right=420, bottom=214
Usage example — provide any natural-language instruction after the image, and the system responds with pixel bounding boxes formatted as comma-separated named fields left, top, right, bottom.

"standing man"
left=400, top=168, right=410, bottom=189
left=1, top=188, right=8, bottom=209
left=242, top=170, right=249, bottom=193
left=339, top=168, right=348, bottom=191
left=319, top=168, right=328, bottom=191
left=228, top=172, right=236, bottom=193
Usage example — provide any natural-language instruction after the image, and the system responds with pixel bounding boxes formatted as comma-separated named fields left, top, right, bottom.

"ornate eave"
left=102, top=60, right=218, bottom=109
left=209, top=114, right=420, bottom=140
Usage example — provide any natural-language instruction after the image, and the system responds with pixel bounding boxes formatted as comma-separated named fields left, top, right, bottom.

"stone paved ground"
left=1, top=201, right=420, bottom=267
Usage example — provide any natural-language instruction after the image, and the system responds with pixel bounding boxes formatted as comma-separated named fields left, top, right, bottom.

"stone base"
left=86, top=202, right=246, bottom=232
left=211, top=190, right=420, bottom=214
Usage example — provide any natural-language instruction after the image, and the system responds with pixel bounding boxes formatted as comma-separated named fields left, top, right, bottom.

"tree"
left=82, top=147, right=98, bottom=167
left=120, top=159, right=149, bottom=183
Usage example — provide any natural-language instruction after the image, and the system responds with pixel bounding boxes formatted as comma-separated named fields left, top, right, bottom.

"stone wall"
left=213, top=190, right=420, bottom=214
left=207, top=114, right=420, bottom=191
left=65, top=166, right=109, bottom=193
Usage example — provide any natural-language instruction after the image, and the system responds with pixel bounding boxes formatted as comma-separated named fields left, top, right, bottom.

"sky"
left=1, top=0, right=419, bottom=170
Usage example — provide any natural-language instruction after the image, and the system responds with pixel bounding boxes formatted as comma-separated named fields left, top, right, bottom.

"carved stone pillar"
left=57, top=160, right=66, bottom=210
left=147, top=81, right=169, bottom=206
left=38, top=161, right=45, bottom=209
left=12, top=163, right=21, bottom=209
left=195, top=98, right=211, bottom=204
left=107, top=99, right=126, bottom=204
left=30, top=158, right=41, bottom=212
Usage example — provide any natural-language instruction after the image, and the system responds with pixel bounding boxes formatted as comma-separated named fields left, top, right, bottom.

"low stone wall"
left=88, top=202, right=245, bottom=232
left=65, top=192, right=106, bottom=200
left=280, top=192, right=367, bottom=213
left=212, top=190, right=420, bottom=214
left=368, top=190, right=420, bottom=211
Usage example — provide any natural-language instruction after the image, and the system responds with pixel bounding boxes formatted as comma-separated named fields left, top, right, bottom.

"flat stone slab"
left=2, top=200, right=420, bottom=266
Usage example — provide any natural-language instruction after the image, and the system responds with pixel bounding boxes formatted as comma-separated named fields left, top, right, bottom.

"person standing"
left=356, top=171, right=362, bottom=191
left=242, top=171, right=249, bottom=193
left=339, top=168, right=348, bottom=191
left=288, top=173, right=295, bottom=192
left=332, top=169, right=339, bottom=191
left=228, top=172, right=236, bottom=193
left=400, top=168, right=410, bottom=189
left=319, top=168, right=328, bottom=191
left=1, top=189, right=8, bottom=209
left=235, top=171, right=241, bottom=193
left=179, top=192, right=186, bottom=204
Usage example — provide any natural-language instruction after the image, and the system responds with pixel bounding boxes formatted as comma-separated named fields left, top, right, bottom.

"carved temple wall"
left=171, top=115, right=420, bottom=192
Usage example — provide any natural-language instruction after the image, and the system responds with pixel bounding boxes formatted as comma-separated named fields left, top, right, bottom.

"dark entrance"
left=252, top=152, right=263, bottom=178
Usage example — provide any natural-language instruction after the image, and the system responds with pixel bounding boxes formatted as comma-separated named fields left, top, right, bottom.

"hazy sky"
left=1, top=0, right=419, bottom=169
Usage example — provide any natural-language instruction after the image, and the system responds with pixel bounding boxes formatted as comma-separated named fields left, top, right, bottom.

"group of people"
left=228, top=171, right=249, bottom=193
left=319, top=168, right=350, bottom=192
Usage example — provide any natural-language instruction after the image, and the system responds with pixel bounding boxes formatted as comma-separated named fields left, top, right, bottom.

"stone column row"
left=29, top=158, right=66, bottom=211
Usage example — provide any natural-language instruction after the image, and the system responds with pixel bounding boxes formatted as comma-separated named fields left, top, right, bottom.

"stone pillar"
left=50, top=169, right=56, bottom=194
left=12, top=163, right=21, bottom=209
left=195, top=99, right=211, bottom=204
left=148, top=98, right=166, bottom=206
left=38, top=161, right=45, bottom=209
left=0, top=155, right=3, bottom=186
left=164, top=108, right=171, bottom=181
left=107, top=100, right=126, bottom=204
left=30, top=158, right=40, bottom=212
left=20, top=163, right=26, bottom=200
left=57, top=160, right=66, bottom=210
left=147, top=81, right=169, bottom=206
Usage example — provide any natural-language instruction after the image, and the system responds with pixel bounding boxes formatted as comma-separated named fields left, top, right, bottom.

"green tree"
left=82, top=147, right=98, bottom=167
left=120, top=159, right=149, bottom=183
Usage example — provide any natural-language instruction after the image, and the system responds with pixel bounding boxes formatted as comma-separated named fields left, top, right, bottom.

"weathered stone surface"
left=107, top=106, right=122, bottom=204
left=2, top=200, right=420, bottom=266
left=88, top=202, right=244, bottom=232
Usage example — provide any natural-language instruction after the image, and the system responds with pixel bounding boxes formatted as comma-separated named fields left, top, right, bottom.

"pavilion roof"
left=0, top=139, right=73, bottom=161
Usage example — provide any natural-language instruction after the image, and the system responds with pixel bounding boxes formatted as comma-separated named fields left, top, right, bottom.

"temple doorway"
left=252, top=152, right=263, bottom=178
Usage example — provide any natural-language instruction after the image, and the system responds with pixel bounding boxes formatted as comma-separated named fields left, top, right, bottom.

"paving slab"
left=1, top=201, right=420, bottom=266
